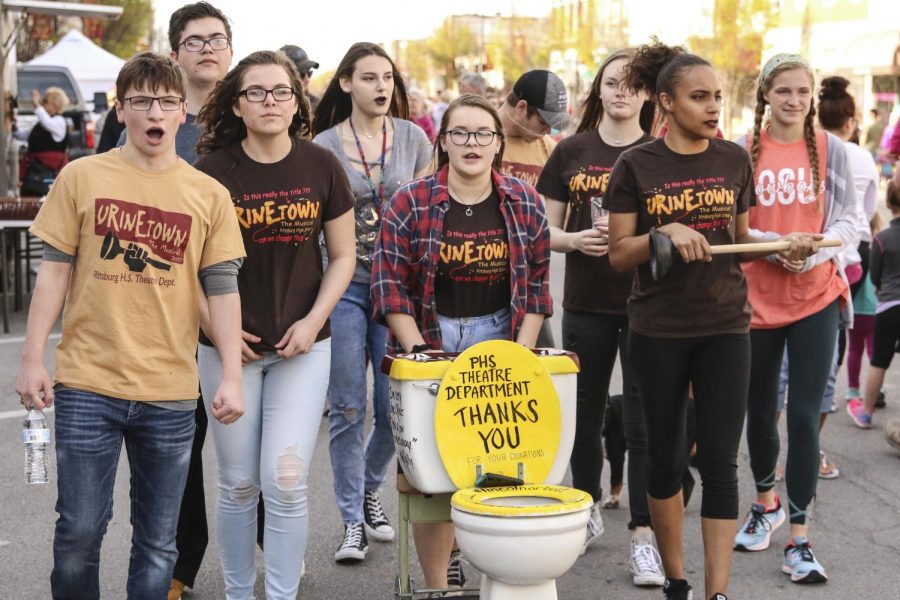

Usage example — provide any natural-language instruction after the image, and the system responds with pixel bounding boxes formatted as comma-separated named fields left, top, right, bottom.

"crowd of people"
left=12, top=2, right=900, bottom=600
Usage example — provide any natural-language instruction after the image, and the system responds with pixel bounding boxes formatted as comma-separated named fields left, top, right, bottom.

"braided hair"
left=750, top=55, right=821, bottom=203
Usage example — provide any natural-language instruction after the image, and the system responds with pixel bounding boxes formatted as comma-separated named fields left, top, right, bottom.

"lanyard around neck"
left=349, top=117, right=387, bottom=213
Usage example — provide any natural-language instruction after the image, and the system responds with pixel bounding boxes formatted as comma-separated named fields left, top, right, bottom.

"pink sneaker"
left=846, top=398, right=873, bottom=429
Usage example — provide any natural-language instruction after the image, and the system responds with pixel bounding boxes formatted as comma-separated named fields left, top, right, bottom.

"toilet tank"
left=382, top=348, right=579, bottom=494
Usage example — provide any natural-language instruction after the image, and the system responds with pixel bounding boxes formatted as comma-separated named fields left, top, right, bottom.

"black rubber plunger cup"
left=649, top=228, right=675, bottom=281
left=647, top=232, right=843, bottom=282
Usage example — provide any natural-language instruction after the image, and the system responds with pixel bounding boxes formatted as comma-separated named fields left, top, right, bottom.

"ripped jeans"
left=199, top=340, right=330, bottom=600
left=327, top=281, right=393, bottom=524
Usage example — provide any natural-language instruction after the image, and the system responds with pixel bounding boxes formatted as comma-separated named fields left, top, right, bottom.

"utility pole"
left=0, top=5, right=14, bottom=195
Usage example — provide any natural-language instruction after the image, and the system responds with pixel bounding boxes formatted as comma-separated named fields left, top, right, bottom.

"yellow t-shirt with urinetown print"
left=30, top=148, right=246, bottom=401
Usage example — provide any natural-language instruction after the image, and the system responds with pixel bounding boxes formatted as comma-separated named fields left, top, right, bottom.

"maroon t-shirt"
left=435, top=190, right=511, bottom=317
left=195, top=138, right=354, bottom=350
left=537, top=131, right=654, bottom=314
left=603, top=137, right=755, bottom=338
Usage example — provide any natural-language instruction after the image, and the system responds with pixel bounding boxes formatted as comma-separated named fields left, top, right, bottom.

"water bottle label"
left=23, top=429, right=51, bottom=444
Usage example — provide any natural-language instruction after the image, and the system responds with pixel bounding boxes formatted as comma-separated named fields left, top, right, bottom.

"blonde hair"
left=750, top=55, right=821, bottom=201
left=43, top=87, right=69, bottom=114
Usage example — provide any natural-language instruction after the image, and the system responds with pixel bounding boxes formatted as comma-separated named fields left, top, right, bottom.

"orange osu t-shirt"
left=742, top=128, right=847, bottom=328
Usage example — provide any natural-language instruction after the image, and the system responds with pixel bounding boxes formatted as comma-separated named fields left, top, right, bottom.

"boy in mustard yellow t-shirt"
left=15, top=52, right=245, bottom=600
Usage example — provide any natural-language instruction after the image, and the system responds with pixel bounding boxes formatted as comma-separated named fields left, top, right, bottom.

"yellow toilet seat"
left=451, top=484, right=592, bottom=518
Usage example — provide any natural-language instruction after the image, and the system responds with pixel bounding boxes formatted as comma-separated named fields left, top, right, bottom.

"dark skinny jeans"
left=630, top=332, right=750, bottom=520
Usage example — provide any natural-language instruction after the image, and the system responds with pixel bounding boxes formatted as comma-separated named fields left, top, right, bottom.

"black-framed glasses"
left=123, top=96, right=184, bottom=111
left=446, top=129, right=498, bottom=146
left=238, top=87, right=296, bottom=103
left=179, top=36, right=230, bottom=52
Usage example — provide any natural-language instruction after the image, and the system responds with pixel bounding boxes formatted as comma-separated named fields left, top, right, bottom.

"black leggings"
left=172, top=398, right=209, bottom=587
left=629, top=332, right=750, bottom=520
left=747, top=300, right=839, bottom=525
left=563, top=311, right=629, bottom=504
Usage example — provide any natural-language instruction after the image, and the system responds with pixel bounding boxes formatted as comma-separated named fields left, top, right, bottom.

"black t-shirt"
left=435, top=189, right=511, bottom=317
left=603, top=137, right=755, bottom=337
left=195, top=138, right=355, bottom=350
left=537, top=130, right=654, bottom=314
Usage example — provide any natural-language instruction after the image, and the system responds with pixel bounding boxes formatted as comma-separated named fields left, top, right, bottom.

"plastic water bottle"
left=23, top=409, right=51, bottom=484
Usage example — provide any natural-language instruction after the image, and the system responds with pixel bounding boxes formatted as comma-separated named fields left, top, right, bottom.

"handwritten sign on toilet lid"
left=434, top=340, right=561, bottom=489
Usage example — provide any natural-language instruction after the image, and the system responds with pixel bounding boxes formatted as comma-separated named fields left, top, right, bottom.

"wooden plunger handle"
left=708, top=239, right=843, bottom=255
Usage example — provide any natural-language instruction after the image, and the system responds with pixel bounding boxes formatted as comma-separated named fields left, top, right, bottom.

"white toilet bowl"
left=450, top=484, right=592, bottom=600
left=384, top=342, right=586, bottom=599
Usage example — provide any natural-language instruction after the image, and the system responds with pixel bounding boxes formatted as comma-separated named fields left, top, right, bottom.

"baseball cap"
left=280, top=45, right=319, bottom=72
left=512, top=70, right=570, bottom=131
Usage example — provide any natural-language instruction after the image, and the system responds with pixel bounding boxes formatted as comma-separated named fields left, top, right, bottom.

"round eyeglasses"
left=179, top=36, right=231, bottom=52
left=446, top=129, right=498, bottom=146
left=123, top=96, right=184, bottom=111
left=238, top=87, right=296, bottom=103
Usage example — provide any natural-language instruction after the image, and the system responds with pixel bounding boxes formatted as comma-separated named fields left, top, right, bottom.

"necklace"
left=350, top=117, right=381, bottom=139
left=448, top=179, right=493, bottom=217
left=348, top=117, right=387, bottom=214
left=599, top=127, right=640, bottom=147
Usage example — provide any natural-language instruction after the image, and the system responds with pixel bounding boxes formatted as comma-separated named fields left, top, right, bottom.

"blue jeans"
left=52, top=387, right=195, bottom=600
left=437, top=307, right=511, bottom=352
left=199, top=341, right=331, bottom=600
left=327, top=281, right=394, bottom=524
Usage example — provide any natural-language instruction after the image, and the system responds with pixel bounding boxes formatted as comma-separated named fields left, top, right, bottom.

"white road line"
left=0, top=332, right=61, bottom=345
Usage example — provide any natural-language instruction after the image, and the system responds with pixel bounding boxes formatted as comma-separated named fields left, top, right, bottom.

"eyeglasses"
left=123, top=96, right=184, bottom=111
left=446, top=129, right=498, bottom=146
left=179, top=36, right=230, bottom=52
left=238, top=87, right=296, bottom=103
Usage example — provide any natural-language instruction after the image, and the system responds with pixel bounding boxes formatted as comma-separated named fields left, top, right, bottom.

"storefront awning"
left=838, top=30, right=900, bottom=76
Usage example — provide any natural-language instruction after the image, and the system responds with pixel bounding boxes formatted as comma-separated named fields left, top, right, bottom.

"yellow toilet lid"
left=451, top=484, right=592, bottom=517
left=434, top=340, right=562, bottom=489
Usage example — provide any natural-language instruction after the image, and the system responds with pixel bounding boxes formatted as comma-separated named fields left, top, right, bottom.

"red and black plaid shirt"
left=371, top=165, right=552, bottom=353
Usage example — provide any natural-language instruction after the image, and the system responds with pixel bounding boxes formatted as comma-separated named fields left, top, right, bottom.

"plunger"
left=648, top=229, right=843, bottom=281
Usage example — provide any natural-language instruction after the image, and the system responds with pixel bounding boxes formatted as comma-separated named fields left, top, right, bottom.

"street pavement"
left=2, top=251, right=900, bottom=598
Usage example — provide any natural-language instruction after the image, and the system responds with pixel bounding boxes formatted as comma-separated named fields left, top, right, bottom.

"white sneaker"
left=630, top=535, right=665, bottom=587
left=580, top=501, right=604, bottom=555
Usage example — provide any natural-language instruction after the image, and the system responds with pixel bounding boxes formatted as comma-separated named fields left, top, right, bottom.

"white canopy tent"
left=25, top=29, right=124, bottom=103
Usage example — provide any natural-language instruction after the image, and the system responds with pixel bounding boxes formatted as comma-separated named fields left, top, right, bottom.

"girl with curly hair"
left=194, top=50, right=356, bottom=599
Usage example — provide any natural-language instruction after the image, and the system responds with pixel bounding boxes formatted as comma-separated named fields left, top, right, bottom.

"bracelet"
left=410, top=343, right=431, bottom=353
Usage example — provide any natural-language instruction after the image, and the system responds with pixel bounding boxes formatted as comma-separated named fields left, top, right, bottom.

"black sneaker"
left=876, top=389, right=887, bottom=408
left=363, top=489, right=394, bottom=542
left=709, top=595, right=728, bottom=600
left=663, top=578, right=693, bottom=600
left=334, top=522, right=368, bottom=563
left=447, top=549, right=467, bottom=588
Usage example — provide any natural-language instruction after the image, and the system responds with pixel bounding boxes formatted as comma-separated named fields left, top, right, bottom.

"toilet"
left=384, top=340, right=591, bottom=600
